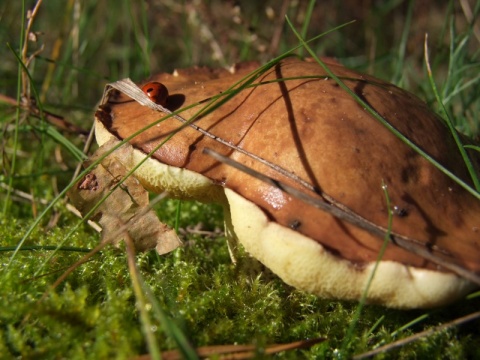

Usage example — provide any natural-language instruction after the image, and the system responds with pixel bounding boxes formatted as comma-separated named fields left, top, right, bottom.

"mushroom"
left=93, top=57, right=480, bottom=308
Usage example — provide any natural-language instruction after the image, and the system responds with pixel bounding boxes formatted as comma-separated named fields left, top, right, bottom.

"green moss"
left=3, top=206, right=479, bottom=359
left=1, top=0, right=480, bottom=358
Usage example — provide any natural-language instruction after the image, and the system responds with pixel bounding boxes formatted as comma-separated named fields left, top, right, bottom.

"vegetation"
left=1, top=0, right=480, bottom=358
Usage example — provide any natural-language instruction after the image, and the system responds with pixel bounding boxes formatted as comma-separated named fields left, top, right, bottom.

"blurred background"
left=2, top=0, right=479, bottom=204
left=1, top=1, right=478, bottom=109
left=1, top=1, right=479, bottom=358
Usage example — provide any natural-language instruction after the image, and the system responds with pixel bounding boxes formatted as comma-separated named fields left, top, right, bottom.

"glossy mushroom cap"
left=95, top=57, right=480, bottom=308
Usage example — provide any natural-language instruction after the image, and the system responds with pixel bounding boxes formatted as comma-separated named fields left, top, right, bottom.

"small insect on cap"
left=94, top=57, right=480, bottom=308
left=141, top=82, right=169, bottom=107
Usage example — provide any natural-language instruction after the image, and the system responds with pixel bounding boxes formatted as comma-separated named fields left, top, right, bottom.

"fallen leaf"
left=68, top=139, right=182, bottom=254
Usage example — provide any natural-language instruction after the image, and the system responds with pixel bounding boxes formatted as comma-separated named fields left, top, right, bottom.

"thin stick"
left=103, top=78, right=323, bottom=197
left=203, top=147, right=480, bottom=286
left=353, top=311, right=480, bottom=359
left=21, top=0, right=43, bottom=97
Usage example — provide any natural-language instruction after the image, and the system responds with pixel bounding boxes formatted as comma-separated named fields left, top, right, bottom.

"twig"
left=21, top=0, right=44, bottom=98
left=136, top=337, right=326, bottom=360
left=203, top=147, right=480, bottom=287
left=353, top=311, right=480, bottom=359
left=0, top=93, right=89, bottom=134
left=102, top=78, right=324, bottom=197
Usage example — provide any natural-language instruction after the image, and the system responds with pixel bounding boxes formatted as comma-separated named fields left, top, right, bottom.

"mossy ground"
left=1, top=1, right=480, bottom=359
left=2, top=204, right=480, bottom=359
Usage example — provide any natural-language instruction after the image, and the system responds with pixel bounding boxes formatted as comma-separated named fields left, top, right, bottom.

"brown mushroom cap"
left=95, top=57, right=480, bottom=308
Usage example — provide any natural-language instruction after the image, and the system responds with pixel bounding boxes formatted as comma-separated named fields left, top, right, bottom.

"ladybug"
left=141, top=82, right=169, bottom=106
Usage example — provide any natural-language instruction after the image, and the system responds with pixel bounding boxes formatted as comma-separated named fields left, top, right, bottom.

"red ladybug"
left=141, top=82, right=169, bottom=106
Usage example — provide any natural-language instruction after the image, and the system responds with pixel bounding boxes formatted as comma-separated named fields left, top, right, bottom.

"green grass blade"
left=285, top=16, right=480, bottom=201
left=341, top=181, right=393, bottom=356
left=424, top=35, right=480, bottom=191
